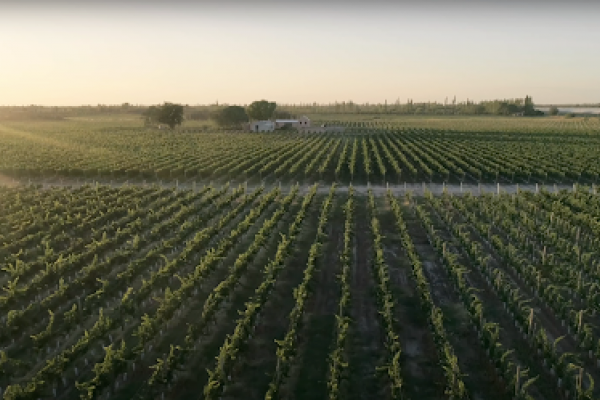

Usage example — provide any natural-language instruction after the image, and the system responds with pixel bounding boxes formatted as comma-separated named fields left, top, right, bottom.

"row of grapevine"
left=386, top=191, right=469, bottom=399
left=265, top=184, right=336, bottom=399
left=427, top=192, right=594, bottom=399
left=366, top=190, right=405, bottom=398
left=326, top=186, right=354, bottom=400
left=139, top=185, right=301, bottom=399
left=202, top=185, right=319, bottom=399
left=412, top=198, right=538, bottom=400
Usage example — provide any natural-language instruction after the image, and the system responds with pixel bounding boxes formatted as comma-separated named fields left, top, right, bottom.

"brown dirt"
left=427, top=197, right=562, bottom=400
left=347, top=197, right=384, bottom=400
left=401, top=203, right=506, bottom=400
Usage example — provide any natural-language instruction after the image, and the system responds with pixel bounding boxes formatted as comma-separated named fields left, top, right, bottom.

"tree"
left=246, top=100, right=276, bottom=121
left=549, top=106, right=559, bottom=116
left=142, top=106, right=160, bottom=126
left=523, top=95, right=535, bottom=115
left=158, top=102, right=184, bottom=129
left=143, top=102, right=184, bottom=129
left=213, top=106, right=248, bottom=128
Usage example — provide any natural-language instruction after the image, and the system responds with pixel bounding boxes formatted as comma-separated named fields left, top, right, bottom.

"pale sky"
left=1, top=1, right=599, bottom=106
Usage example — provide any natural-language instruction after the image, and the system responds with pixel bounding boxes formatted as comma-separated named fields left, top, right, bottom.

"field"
left=1, top=116, right=600, bottom=185
left=2, top=115, right=600, bottom=400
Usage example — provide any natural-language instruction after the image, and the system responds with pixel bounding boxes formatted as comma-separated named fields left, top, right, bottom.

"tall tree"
left=246, top=100, right=277, bottom=121
left=143, top=102, right=184, bottom=129
left=157, top=102, right=184, bottom=129
left=523, top=95, right=535, bottom=115
left=213, top=106, right=249, bottom=128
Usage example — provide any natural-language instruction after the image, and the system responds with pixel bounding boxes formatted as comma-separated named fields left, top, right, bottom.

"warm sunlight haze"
left=2, top=2, right=600, bottom=400
left=1, top=1, right=599, bottom=105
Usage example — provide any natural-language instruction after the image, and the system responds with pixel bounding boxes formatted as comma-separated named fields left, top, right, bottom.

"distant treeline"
left=278, top=96, right=543, bottom=116
left=0, top=104, right=215, bottom=121
left=0, top=104, right=146, bottom=121
left=0, top=96, right=549, bottom=121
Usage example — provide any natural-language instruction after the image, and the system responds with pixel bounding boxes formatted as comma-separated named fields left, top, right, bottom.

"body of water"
left=536, top=107, right=600, bottom=115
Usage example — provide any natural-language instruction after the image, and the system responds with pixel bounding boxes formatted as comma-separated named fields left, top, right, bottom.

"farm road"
left=5, top=177, right=593, bottom=196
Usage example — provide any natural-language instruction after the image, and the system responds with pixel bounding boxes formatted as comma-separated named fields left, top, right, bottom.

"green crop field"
left=2, top=115, right=600, bottom=400
left=1, top=115, right=600, bottom=185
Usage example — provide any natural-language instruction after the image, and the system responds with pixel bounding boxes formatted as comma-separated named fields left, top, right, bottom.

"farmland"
left=1, top=116, right=600, bottom=185
left=2, top=115, right=600, bottom=400
left=2, top=182, right=600, bottom=399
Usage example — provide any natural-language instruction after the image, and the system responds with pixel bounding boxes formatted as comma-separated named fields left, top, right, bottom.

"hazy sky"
left=1, top=1, right=599, bottom=105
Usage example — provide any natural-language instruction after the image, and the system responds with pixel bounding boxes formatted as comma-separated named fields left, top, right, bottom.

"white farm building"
left=275, top=116, right=311, bottom=129
left=247, top=116, right=311, bottom=132
left=249, top=120, right=276, bottom=132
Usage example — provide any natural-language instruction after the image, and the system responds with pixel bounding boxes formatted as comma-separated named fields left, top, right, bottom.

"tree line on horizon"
left=141, top=100, right=292, bottom=129
left=195, top=96, right=545, bottom=128
left=4, top=96, right=595, bottom=124
left=277, top=96, right=545, bottom=116
left=184, top=96, right=545, bottom=121
left=210, top=100, right=301, bottom=128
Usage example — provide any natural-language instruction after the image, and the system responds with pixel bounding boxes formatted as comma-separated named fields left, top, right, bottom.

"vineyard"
left=2, top=117, right=600, bottom=185
left=1, top=115, right=600, bottom=400
left=2, top=182, right=600, bottom=400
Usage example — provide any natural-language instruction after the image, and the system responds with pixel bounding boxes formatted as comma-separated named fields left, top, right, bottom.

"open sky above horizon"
left=1, top=0, right=599, bottom=106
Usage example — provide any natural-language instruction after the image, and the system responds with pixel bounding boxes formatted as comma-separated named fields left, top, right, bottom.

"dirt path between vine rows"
left=4, top=176, right=591, bottom=197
